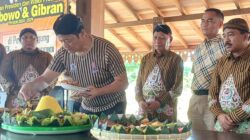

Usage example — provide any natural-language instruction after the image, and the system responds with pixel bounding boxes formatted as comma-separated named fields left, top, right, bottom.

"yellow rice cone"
left=35, top=95, right=63, bottom=113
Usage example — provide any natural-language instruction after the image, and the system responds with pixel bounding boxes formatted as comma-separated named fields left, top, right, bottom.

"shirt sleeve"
left=156, top=55, right=183, bottom=106
left=135, top=56, right=146, bottom=103
left=0, top=52, right=16, bottom=86
left=106, top=44, right=126, bottom=77
left=209, top=60, right=224, bottom=118
left=229, top=99, right=250, bottom=123
left=170, top=56, right=183, bottom=99
left=46, top=52, right=53, bottom=66
left=48, top=48, right=66, bottom=73
left=39, top=52, right=56, bottom=95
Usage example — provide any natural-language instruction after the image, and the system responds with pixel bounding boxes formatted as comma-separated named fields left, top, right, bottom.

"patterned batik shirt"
left=0, top=48, right=52, bottom=108
left=136, top=50, right=183, bottom=109
left=209, top=45, right=250, bottom=123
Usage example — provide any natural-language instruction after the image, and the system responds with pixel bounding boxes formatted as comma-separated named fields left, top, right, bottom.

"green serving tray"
left=1, top=123, right=92, bottom=135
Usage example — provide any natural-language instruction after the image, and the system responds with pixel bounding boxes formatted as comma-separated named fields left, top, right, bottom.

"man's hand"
left=82, top=85, right=100, bottom=99
left=147, top=100, right=160, bottom=112
left=70, top=91, right=83, bottom=100
left=19, top=82, right=40, bottom=101
left=139, top=101, right=148, bottom=110
left=217, top=113, right=235, bottom=131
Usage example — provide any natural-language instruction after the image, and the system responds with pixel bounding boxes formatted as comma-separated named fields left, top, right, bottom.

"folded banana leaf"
left=63, top=115, right=74, bottom=126
left=27, top=116, right=40, bottom=126
left=173, top=125, right=179, bottom=134
left=116, top=125, right=126, bottom=134
left=72, top=114, right=89, bottom=126
left=100, top=112, right=107, bottom=120
left=15, top=115, right=28, bottom=126
left=89, top=114, right=98, bottom=124
left=130, top=127, right=142, bottom=134
left=182, top=122, right=192, bottom=133
left=119, top=114, right=128, bottom=125
left=41, top=118, right=51, bottom=126
left=143, top=126, right=158, bottom=135
left=93, top=118, right=99, bottom=128
left=187, top=122, right=192, bottom=129
left=182, top=125, right=189, bottom=133
left=2, top=111, right=11, bottom=125
left=31, top=109, right=53, bottom=120
left=166, top=122, right=176, bottom=129
left=49, top=116, right=60, bottom=126
left=11, top=117, right=18, bottom=125
left=161, top=126, right=170, bottom=134
left=56, top=111, right=71, bottom=116
left=128, top=114, right=137, bottom=124
left=109, top=112, right=119, bottom=122
left=110, top=125, right=116, bottom=132
left=101, top=122, right=108, bottom=130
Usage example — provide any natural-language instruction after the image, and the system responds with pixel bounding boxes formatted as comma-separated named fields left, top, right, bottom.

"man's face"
left=20, top=32, right=38, bottom=51
left=153, top=31, right=171, bottom=53
left=57, top=34, right=82, bottom=53
left=223, top=28, right=248, bottom=53
left=201, top=11, right=222, bottom=39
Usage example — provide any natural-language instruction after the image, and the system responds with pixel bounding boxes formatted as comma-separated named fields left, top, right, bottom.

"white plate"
left=60, top=83, right=88, bottom=92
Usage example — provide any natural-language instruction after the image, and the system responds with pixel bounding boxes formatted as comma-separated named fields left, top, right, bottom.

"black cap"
left=19, top=28, right=37, bottom=39
left=153, top=24, right=172, bottom=34
left=53, top=14, right=84, bottom=35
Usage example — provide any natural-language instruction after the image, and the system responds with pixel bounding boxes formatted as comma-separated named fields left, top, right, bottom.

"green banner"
left=0, top=0, right=65, bottom=25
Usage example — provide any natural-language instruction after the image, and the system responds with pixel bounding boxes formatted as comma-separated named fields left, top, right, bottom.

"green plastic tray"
left=2, top=123, right=92, bottom=135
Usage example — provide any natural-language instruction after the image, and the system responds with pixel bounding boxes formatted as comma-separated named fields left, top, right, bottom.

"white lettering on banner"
left=0, top=1, right=65, bottom=25
left=2, top=29, right=56, bottom=55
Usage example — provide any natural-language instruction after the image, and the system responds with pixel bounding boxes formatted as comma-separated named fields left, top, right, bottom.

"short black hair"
left=205, top=8, right=224, bottom=20
left=53, top=13, right=84, bottom=35
left=153, top=24, right=172, bottom=34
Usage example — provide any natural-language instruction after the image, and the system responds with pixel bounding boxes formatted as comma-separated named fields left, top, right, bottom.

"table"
left=1, top=129, right=250, bottom=140
left=188, top=129, right=250, bottom=140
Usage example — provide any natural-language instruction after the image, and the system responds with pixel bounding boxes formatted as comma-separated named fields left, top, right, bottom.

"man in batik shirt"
left=136, top=24, right=183, bottom=122
left=19, top=14, right=128, bottom=116
left=209, top=18, right=250, bottom=134
left=1, top=28, right=52, bottom=108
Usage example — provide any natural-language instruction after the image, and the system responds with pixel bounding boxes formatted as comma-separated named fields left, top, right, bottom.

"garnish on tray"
left=92, top=112, right=192, bottom=135
left=1, top=96, right=96, bottom=127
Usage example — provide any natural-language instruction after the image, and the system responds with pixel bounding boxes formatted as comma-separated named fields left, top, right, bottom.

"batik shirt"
left=49, top=35, right=126, bottom=112
left=136, top=50, right=183, bottom=121
left=0, top=48, right=52, bottom=108
left=209, top=46, right=250, bottom=123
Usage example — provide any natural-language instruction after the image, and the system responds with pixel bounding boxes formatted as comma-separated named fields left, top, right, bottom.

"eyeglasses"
left=59, top=36, right=76, bottom=46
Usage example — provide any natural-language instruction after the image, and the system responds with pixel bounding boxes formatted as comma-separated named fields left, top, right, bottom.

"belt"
left=193, top=90, right=208, bottom=95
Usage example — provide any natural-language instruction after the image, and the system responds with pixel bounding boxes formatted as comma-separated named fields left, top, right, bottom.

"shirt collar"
left=153, top=49, right=170, bottom=58
left=204, top=34, right=223, bottom=42
left=20, top=48, right=41, bottom=55
left=227, top=44, right=250, bottom=60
